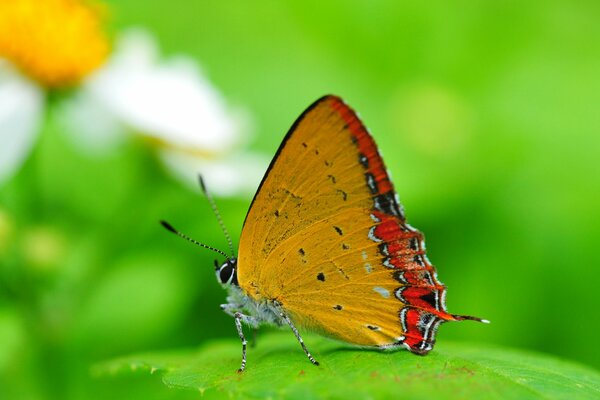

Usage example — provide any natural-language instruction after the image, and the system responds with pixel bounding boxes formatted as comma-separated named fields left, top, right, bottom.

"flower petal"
left=58, top=88, right=126, bottom=156
left=82, top=29, right=243, bottom=153
left=0, top=60, right=44, bottom=185
left=159, top=149, right=269, bottom=197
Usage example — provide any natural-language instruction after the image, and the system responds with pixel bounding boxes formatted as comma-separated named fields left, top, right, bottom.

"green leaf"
left=96, top=332, right=600, bottom=399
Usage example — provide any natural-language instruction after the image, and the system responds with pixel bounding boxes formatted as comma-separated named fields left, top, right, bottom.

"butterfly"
left=161, top=95, right=487, bottom=372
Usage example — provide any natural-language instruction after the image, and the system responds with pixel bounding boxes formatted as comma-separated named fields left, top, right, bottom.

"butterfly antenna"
left=198, top=175, right=235, bottom=257
left=160, top=220, right=229, bottom=258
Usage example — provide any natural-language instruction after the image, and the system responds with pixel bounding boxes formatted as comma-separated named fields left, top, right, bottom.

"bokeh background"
left=1, top=0, right=599, bottom=399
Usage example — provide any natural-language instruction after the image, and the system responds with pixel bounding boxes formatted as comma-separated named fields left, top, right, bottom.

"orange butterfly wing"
left=238, top=96, right=466, bottom=353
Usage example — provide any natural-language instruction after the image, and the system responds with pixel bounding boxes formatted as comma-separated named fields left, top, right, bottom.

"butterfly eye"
left=218, top=260, right=238, bottom=285
left=218, top=264, right=232, bottom=283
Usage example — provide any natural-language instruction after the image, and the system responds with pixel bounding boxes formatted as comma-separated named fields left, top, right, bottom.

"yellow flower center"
left=0, top=0, right=110, bottom=88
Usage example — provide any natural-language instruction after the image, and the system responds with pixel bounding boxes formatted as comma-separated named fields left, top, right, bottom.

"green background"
left=1, top=1, right=599, bottom=398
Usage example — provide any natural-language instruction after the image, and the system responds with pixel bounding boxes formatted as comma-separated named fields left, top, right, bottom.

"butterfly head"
left=215, top=258, right=239, bottom=286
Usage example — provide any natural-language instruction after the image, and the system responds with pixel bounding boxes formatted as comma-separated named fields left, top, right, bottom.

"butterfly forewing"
left=241, top=98, right=379, bottom=257
left=238, top=96, right=460, bottom=353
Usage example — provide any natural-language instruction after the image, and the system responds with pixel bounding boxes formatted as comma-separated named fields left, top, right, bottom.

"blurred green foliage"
left=1, top=0, right=599, bottom=399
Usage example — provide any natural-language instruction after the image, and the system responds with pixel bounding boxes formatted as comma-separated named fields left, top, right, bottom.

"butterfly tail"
left=451, top=314, right=490, bottom=324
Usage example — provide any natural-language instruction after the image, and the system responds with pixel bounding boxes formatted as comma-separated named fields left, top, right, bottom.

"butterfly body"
left=164, top=95, right=486, bottom=371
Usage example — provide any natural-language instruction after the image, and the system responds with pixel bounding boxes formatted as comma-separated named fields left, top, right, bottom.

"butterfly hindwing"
left=238, top=96, right=459, bottom=353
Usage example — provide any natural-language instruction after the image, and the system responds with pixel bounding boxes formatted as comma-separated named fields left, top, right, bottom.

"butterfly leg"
left=233, top=311, right=248, bottom=372
left=220, top=303, right=242, bottom=317
left=232, top=311, right=261, bottom=372
left=280, top=312, right=320, bottom=366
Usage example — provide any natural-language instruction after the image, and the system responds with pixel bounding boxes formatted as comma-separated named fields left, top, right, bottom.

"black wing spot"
left=367, top=325, right=380, bottom=331
left=337, top=267, right=350, bottom=280
left=336, top=190, right=348, bottom=201
left=373, top=191, right=403, bottom=217
left=302, top=142, right=308, bottom=148
left=334, top=226, right=343, bottom=236
left=393, top=270, right=407, bottom=284
left=413, top=255, right=424, bottom=267
left=421, top=291, right=438, bottom=309
left=365, top=173, right=378, bottom=194
left=274, top=210, right=280, bottom=217
left=317, top=272, right=325, bottom=281
left=342, top=243, right=350, bottom=250
left=283, top=188, right=302, bottom=200
left=314, top=149, right=320, bottom=155
left=378, top=243, right=389, bottom=256
left=324, top=160, right=332, bottom=167
left=298, top=248, right=305, bottom=256
left=359, top=153, right=369, bottom=168
left=333, top=305, right=343, bottom=310
left=409, top=237, right=419, bottom=251
left=327, top=174, right=337, bottom=184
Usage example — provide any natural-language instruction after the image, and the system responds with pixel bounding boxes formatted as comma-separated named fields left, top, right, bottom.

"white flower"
left=0, top=27, right=267, bottom=196
left=61, top=29, right=267, bottom=196
left=160, top=150, right=268, bottom=198
left=0, top=62, right=44, bottom=185
left=84, top=31, right=241, bottom=152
